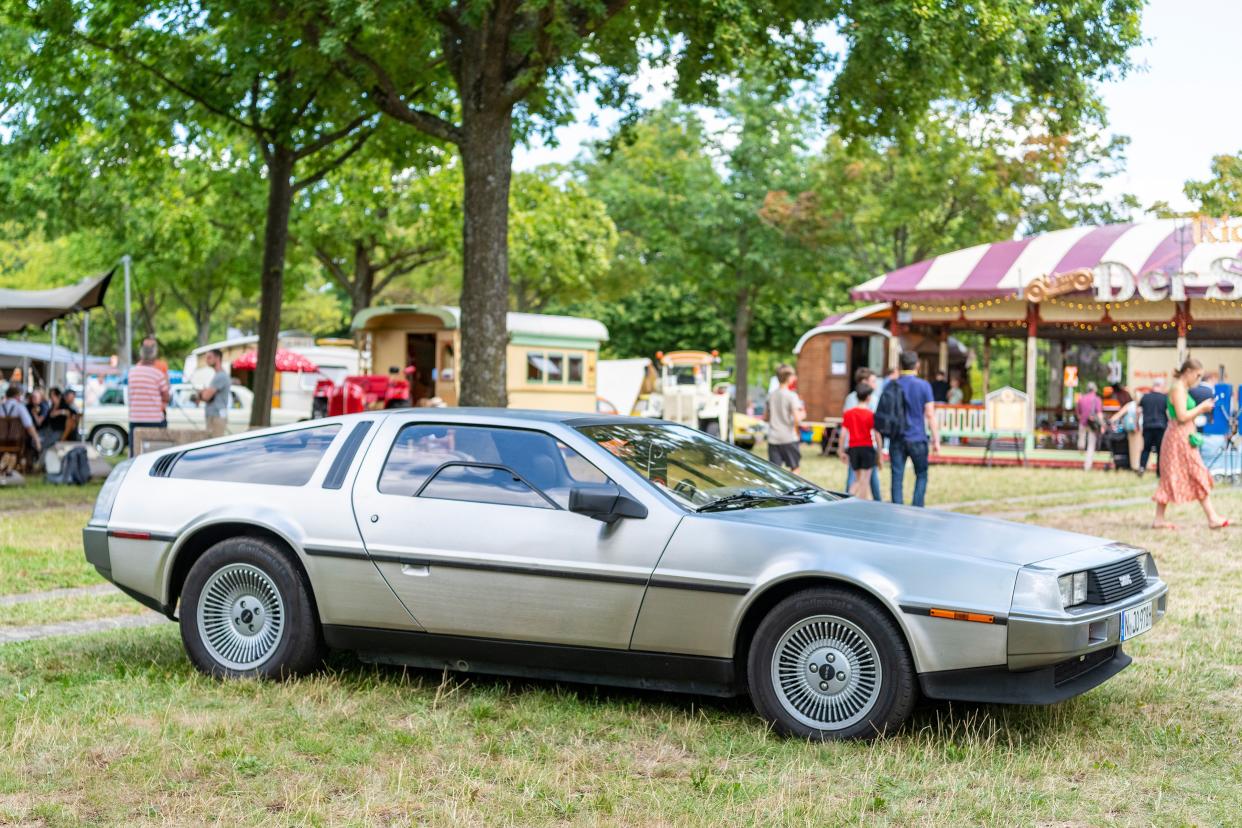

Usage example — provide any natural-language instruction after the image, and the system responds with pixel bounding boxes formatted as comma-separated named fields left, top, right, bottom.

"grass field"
left=1, top=457, right=1240, bottom=825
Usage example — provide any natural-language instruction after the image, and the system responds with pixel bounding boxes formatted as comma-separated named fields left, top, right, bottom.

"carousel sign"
left=1026, top=259, right=1242, bottom=303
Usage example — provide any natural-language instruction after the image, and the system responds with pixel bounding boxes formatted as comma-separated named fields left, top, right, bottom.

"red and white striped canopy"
left=851, top=219, right=1242, bottom=301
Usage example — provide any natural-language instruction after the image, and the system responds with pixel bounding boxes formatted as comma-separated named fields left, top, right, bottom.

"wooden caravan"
left=793, top=305, right=894, bottom=422
left=351, top=305, right=609, bottom=412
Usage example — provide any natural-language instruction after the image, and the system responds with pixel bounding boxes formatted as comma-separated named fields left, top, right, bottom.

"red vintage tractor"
left=312, top=371, right=411, bottom=418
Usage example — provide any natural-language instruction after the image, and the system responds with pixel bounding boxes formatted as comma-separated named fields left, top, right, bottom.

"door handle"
left=400, top=563, right=430, bottom=577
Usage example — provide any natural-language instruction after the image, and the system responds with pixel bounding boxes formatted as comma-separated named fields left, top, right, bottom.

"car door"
left=350, top=417, right=681, bottom=650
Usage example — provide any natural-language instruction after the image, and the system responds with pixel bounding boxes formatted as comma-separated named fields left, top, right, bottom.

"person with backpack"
left=876, top=351, right=939, bottom=507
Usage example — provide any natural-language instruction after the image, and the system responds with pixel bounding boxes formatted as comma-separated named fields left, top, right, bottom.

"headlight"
left=1135, top=552, right=1158, bottom=577
left=1057, top=571, right=1088, bottom=607
left=90, top=459, right=133, bottom=525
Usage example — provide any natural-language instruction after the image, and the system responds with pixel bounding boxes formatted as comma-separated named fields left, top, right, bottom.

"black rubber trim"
left=918, top=647, right=1132, bottom=704
left=322, top=624, right=740, bottom=697
left=115, top=583, right=175, bottom=620
left=900, top=604, right=1009, bottom=626
left=322, top=420, right=373, bottom=490
left=107, top=530, right=178, bottom=543
left=302, top=546, right=749, bottom=593
left=647, top=579, right=750, bottom=596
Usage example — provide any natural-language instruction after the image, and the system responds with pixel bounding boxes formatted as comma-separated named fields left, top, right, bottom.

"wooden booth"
left=351, top=304, right=609, bottom=412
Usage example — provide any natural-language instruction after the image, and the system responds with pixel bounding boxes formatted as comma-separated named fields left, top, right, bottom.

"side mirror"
left=568, top=483, right=648, bottom=523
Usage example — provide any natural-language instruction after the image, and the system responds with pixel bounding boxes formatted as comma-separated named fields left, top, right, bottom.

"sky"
left=515, top=0, right=1240, bottom=216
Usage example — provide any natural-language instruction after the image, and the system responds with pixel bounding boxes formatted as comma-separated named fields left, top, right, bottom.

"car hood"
left=713, top=497, right=1108, bottom=567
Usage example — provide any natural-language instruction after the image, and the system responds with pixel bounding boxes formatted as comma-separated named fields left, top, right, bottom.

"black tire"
left=746, top=587, right=917, bottom=740
left=702, top=420, right=721, bottom=438
left=179, top=536, right=324, bottom=680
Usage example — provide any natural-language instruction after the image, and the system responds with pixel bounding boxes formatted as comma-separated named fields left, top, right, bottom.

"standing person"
left=1153, top=359, right=1230, bottom=530
left=1108, top=387, right=1142, bottom=472
left=0, top=385, right=42, bottom=456
left=839, top=382, right=882, bottom=499
left=1076, top=382, right=1104, bottom=471
left=882, top=350, right=939, bottom=507
left=946, top=375, right=964, bottom=405
left=197, top=348, right=231, bottom=438
left=840, top=368, right=882, bottom=499
left=930, top=371, right=949, bottom=403
left=127, top=340, right=170, bottom=457
left=1138, top=378, right=1168, bottom=477
left=766, top=365, right=803, bottom=474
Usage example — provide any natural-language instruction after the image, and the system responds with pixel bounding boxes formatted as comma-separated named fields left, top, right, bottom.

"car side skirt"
left=918, top=646, right=1132, bottom=705
left=322, top=625, right=742, bottom=698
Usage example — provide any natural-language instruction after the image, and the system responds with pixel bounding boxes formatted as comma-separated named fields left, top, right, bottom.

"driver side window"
left=378, top=424, right=610, bottom=508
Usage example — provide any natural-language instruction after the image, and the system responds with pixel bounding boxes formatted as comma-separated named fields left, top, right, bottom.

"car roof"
left=377, top=407, right=663, bottom=428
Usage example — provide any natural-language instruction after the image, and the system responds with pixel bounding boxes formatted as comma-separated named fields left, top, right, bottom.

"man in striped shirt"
left=127, top=339, right=170, bottom=456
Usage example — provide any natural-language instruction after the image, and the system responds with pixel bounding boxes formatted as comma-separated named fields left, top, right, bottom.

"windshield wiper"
left=782, top=485, right=821, bottom=497
left=696, top=490, right=813, bottom=513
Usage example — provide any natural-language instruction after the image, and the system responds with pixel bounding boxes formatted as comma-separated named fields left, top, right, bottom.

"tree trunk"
left=733, top=286, right=753, bottom=412
left=250, top=146, right=296, bottom=428
left=351, top=241, right=375, bottom=320
left=458, top=109, right=514, bottom=408
left=196, top=299, right=212, bottom=348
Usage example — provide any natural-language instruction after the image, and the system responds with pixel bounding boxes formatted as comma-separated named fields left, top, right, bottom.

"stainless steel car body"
left=84, top=409, right=1167, bottom=703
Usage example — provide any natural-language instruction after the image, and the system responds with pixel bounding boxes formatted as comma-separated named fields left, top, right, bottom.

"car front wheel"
left=747, top=587, right=917, bottom=740
left=180, top=536, right=323, bottom=679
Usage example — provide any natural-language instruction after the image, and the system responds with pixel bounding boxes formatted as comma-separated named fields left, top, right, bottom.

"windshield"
left=578, top=423, right=826, bottom=510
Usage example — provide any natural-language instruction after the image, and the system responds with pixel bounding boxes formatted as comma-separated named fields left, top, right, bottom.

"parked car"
left=84, top=411, right=1167, bottom=740
left=83, top=383, right=304, bottom=456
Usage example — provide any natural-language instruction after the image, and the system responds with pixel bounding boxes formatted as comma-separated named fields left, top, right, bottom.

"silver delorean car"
left=84, top=410, right=1167, bottom=740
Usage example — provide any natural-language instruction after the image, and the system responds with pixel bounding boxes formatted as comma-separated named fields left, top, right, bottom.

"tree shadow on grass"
left=322, top=649, right=1090, bottom=748
left=12, top=627, right=1102, bottom=750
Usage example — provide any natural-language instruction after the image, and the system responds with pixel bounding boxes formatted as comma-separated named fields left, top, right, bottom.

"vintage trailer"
left=793, top=305, right=895, bottom=422
left=351, top=304, right=608, bottom=412
left=794, top=304, right=968, bottom=423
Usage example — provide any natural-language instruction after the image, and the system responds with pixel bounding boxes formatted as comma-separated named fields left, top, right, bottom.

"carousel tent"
left=851, top=219, right=1238, bottom=303
left=797, top=219, right=1242, bottom=442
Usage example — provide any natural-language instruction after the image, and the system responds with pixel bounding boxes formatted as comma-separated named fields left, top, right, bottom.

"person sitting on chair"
left=1, top=385, right=42, bottom=459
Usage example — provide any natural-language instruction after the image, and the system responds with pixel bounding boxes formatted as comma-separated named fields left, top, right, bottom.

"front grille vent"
left=1086, top=557, right=1146, bottom=605
left=149, top=452, right=181, bottom=478
left=1054, top=646, right=1116, bottom=686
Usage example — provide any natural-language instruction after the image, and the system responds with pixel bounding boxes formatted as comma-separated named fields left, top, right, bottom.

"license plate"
left=1120, top=601, right=1154, bottom=641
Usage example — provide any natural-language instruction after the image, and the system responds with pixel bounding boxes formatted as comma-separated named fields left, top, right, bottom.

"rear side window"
left=378, top=424, right=607, bottom=507
left=169, top=425, right=341, bottom=486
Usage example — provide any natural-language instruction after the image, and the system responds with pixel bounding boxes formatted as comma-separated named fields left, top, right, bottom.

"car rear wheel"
left=180, top=536, right=323, bottom=679
left=747, top=587, right=916, bottom=740
left=91, top=425, right=127, bottom=458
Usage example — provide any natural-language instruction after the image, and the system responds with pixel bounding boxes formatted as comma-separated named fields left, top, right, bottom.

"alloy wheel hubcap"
left=771, top=614, right=881, bottom=730
left=196, top=563, right=285, bottom=670
left=96, top=431, right=122, bottom=456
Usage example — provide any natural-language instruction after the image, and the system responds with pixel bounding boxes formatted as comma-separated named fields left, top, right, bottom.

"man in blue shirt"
left=890, top=350, right=940, bottom=507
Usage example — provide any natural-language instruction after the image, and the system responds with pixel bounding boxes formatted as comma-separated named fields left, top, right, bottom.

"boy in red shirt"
left=839, top=382, right=882, bottom=499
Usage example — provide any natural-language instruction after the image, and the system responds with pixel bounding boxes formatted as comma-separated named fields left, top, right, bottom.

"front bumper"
left=1007, top=578, right=1168, bottom=670
left=918, top=578, right=1167, bottom=705
left=919, top=646, right=1132, bottom=705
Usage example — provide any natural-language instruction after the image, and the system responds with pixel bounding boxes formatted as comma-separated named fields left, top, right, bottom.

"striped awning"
left=851, top=219, right=1242, bottom=301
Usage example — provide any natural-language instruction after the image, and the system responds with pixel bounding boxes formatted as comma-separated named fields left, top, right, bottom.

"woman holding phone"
left=1152, top=358, right=1229, bottom=529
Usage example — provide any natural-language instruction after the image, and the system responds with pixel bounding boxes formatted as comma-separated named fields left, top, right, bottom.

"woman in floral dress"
left=1152, top=358, right=1230, bottom=529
